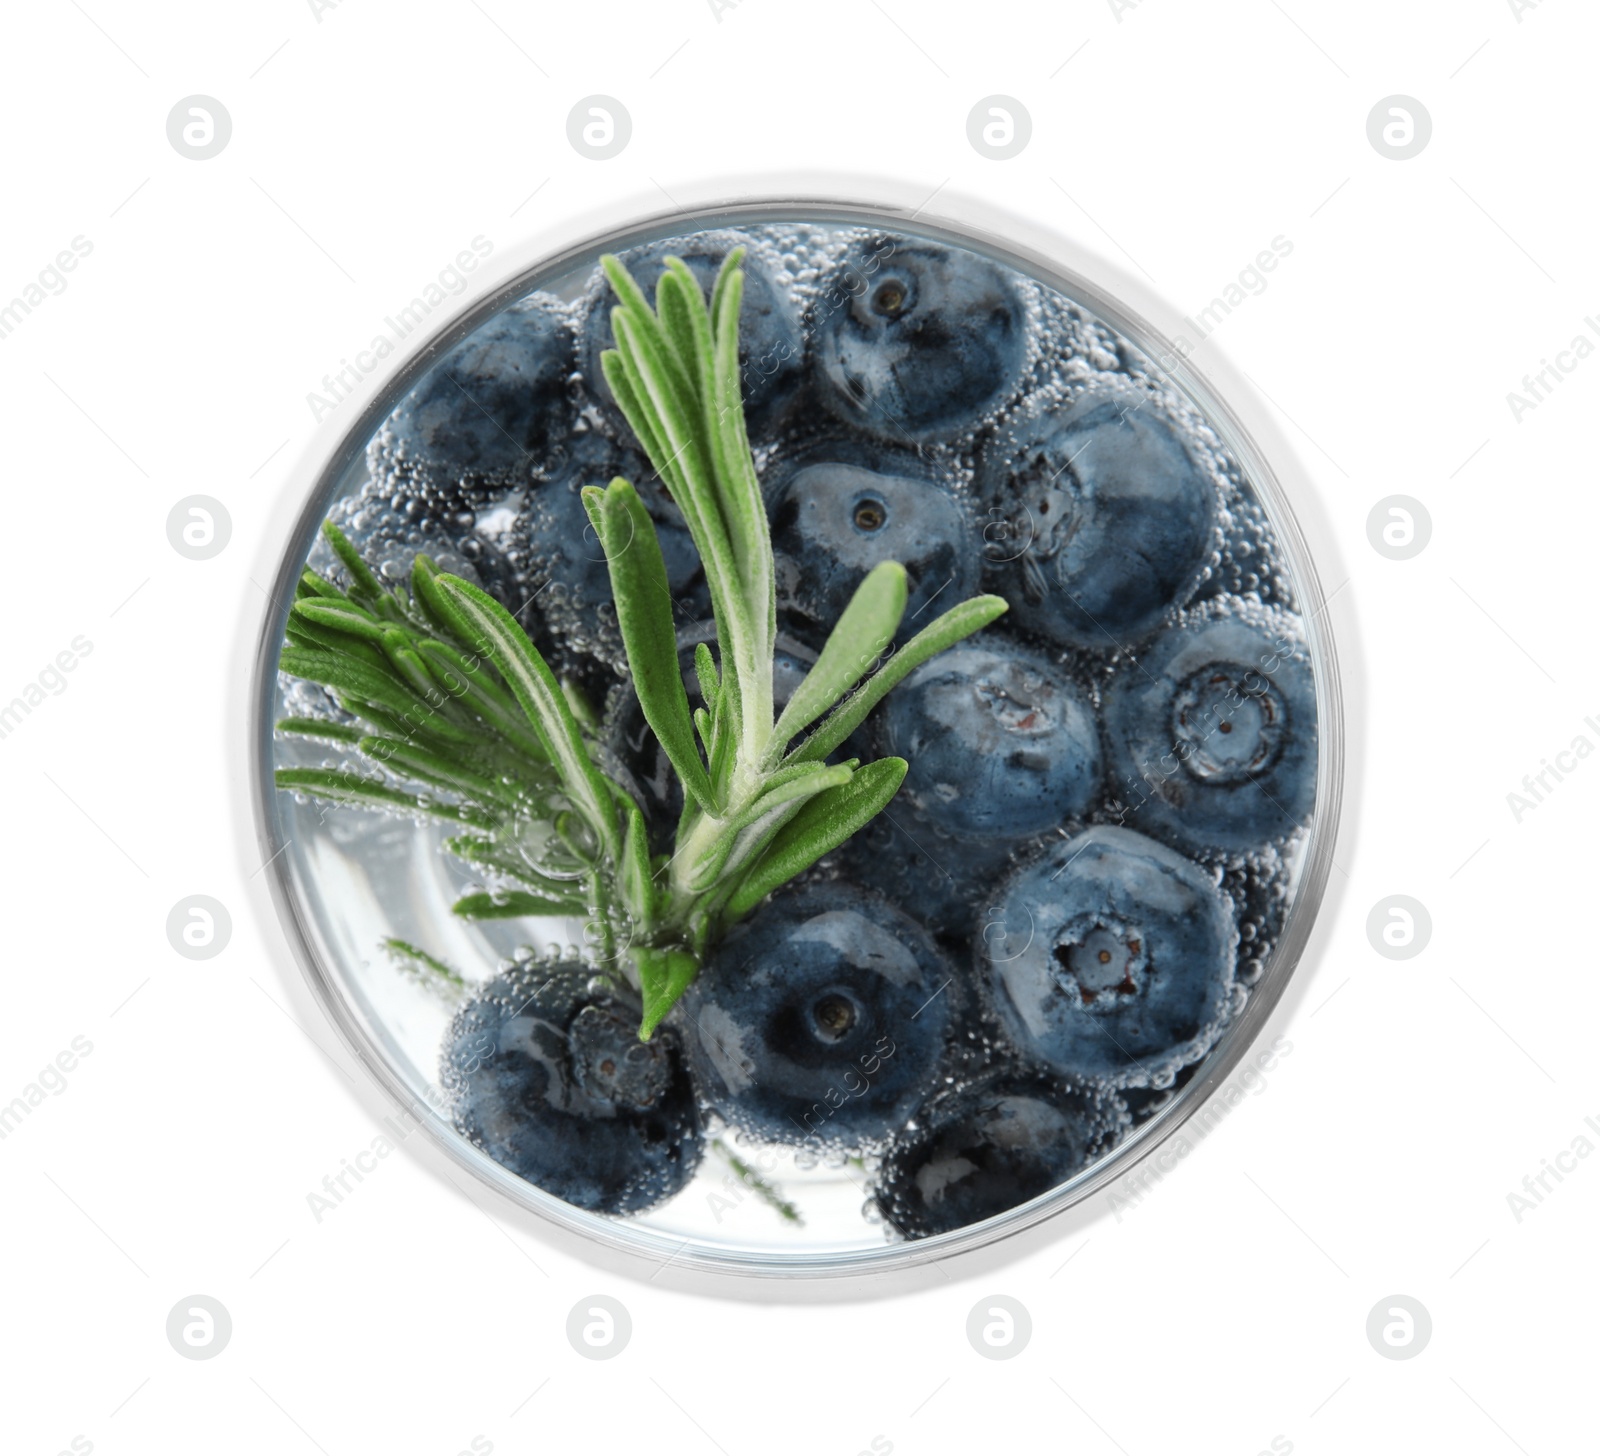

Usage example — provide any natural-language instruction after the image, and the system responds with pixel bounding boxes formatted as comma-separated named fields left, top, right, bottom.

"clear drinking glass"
left=250, top=198, right=1343, bottom=1278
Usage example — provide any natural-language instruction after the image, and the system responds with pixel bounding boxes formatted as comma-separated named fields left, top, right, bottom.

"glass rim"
left=248, top=190, right=1347, bottom=1282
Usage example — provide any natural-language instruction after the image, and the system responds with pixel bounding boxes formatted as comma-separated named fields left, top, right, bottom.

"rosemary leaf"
left=411, top=639, right=548, bottom=763
left=620, top=802, right=656, bottom=934
left=409, top=552, right=499, bottom=649
left=684, top=761, right=854, bottom=894
left=275, top=717, right=365, bottom=745
left=707, top=244, right=745, bottom=345
left=600, top=351, right=674, bottom=497
left=721, top=757, right=908, bottom=920
left=599, top=253, right=658, bottom=331
left=356, top=735, right=510, bottom=807
left=562, top=678, right=602, bottom=737
left=298, top=567, right=345, bottom=600
left=275, top=766, right=494, bottom=826
left=452, top=890, right=584, bottom=920
left=436, top=575, right=621, bottom=863
left=787, top=594, right=1010, bottom=766
left=444, top=834, right=589, bottom=894
left=321, top=520, right=388, bottom=607
left=279, top=648, right=477, bottom=746
left=655, top=264, right=709, bottom=400
left=383, top=937, right=467, bottom=991
left=768, top=561, right=907, bottom=757
left=281, top=616, right=392, bottom=674
left=711, top=1137, right=803, bottom=1225
left=283, top=620, right=325, bottom=653
left=708, top=264, right=773, bottom=617
left=636, top=946, right=697, bottom=1040
left=293, top=598, right=389, bottom=643
left=693, top=641, right=720, bottom=709
left=583, top=478, right=717, bottom=814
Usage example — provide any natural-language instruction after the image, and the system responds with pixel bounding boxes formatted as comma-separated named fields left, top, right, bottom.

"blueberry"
left=441, top=962, right=703, bottom=1214
left=375, top=293, right=576, bottom=497
left=767, top=443, right=981, bottom=646
left=1102, top=615, right=1317, bottom=853
left=880, top=639, right=1101, bottom=840
left=581, top=231, right=804, bottom=433
left=874, top=1072, right=1125, bottom=1238
left=832, top=807, right=993, bottom=941
left=982, top=826, right=1238, bottom=1086
left=603, top=633, right=820, bottom=850
left=813, top=237, right=1026, bottom=439
left=679, top=882, right=955, bottom=1148
left=319, top=475, right=523, bottom=611
left=977, top=391, right=1216, bottom=650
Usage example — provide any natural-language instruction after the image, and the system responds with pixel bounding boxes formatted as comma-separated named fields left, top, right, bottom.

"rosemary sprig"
left=584, top=249, right=1007, bottom=973
left=710, top=1138, right=803, bottom=1225
left=275, top=535, right=603, bottom=923
left=275, top=249, right=1006, bottom=1039
left=383, top=938, right=467, bottom=998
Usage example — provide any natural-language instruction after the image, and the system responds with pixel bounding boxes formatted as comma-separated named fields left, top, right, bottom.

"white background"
left=0, top=1, right=1591, bottom=1452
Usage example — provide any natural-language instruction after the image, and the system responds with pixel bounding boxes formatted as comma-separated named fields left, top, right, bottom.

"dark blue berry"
left=874, top=1073, right=1126, bottom=1238
left=581, top=232, right=804, bottom=433
left=832, top=807, right=994, bottom=941
left=441, top=963, right=703, bottom=1215
left=510, top=430, right=705, bottom=648
left=813, top=237, right=1026, bottom=439
left=880, top=639, right=1101, bottom=840
left=376, top=294, right=576, bottom=497
left=321, top=475, right=523, bottom=611
left=1102, top=615, right=1317, bottom=853
left=978, top=391, right=1216, bottom=650
left=679, top=882, right=955, bottom=1148
left=982, top=827, right=1238, bottom=1086
left=766, top=443, right=981, bottom=646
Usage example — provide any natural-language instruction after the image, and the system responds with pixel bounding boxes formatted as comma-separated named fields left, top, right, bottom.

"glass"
left=250, top=200, right=1343, bottom=1277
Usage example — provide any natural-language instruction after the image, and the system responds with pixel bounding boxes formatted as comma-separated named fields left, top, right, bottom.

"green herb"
left=382, top=938, right=467, bottom=998
left=710, top=1137, right=803, bottom=1225
left=275, top=249, right=1006, bottom=1038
